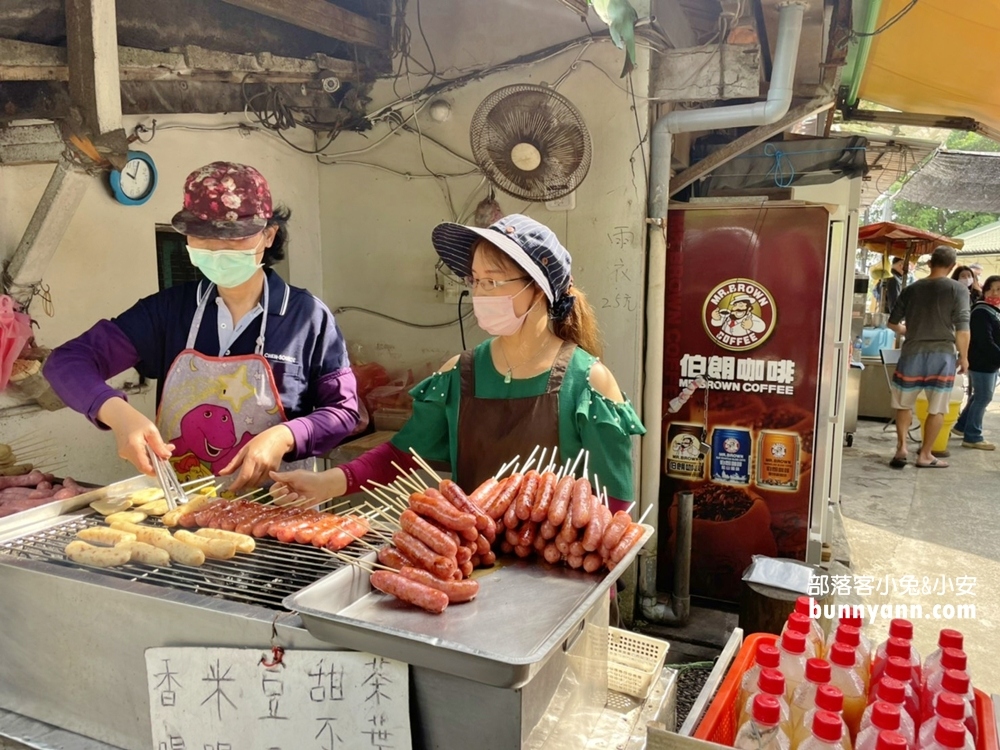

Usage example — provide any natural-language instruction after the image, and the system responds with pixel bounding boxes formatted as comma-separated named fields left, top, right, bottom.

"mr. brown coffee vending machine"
left=659, top=203, right=854, bottom=602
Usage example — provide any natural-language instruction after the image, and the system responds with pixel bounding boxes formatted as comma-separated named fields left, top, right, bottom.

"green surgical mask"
left=186, top=237, right=264, bottom=288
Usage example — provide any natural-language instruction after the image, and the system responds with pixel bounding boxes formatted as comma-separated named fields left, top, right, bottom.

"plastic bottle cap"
left=812, top=710, right=844, bottom=742
left=830, top=642, right=857, bottom=667
left=756, top=642, right=781, bottom=669
left=889, top=618, right=914, bottom=641
left=759, top=668, right=785, bottom=696
left=941, top=670, right=971, bottom=696
left=876, top=677, right=906, bottom=705
left=796, top=596, right=817, bottom=618
left=884, top=656, right=912, bottom=683
left=936, top=693, right=967, bottom=721
left=787, top=612, right=812, bottom=635
left=871, top=702, right=902, bottom=731
left=841, top=612, right=863, bottom=628
left=939, top=629, right=964, bottom=651
left=816, top=684, right=844, bottom=712
left=806, top=658, right=832, bottom=683
left=885, top=637, right=912, bottom=660
left=753, top=694, right=781, bottom=725
left=782, top=630, right=807, bottom=655
left=876, top=730, right=909, bottom=750
left=836, top=624, right=861, bottom=648
left=935, top=719, right=968, bottom=749
left=941, top=648, right=968, bottom=672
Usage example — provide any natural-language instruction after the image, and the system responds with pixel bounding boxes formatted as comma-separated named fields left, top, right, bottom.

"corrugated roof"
left=955, top=221, right=1000, bottom=255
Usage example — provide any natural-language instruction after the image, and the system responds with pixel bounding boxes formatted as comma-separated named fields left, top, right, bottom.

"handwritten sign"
left=145, top=648, right=410, bottom=750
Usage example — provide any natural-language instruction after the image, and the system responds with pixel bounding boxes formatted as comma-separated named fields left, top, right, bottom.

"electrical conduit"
left=663, top=2, right=807, bottom=134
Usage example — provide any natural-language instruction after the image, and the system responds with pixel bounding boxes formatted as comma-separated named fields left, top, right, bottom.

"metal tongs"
left=146, top=445, right=187, bottom=511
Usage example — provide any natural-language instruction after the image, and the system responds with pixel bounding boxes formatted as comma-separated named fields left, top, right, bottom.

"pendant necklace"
left=498, top=336, right=551, bottom=384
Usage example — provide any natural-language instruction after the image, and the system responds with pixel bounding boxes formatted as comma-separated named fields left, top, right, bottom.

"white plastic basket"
left=607, top=627, right=669, bottom=700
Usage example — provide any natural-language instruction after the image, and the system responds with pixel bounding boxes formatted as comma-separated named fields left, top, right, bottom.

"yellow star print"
left=217, top=365, right=255, bottom=413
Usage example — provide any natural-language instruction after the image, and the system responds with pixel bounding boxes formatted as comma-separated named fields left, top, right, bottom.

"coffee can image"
left=756, top=430, right=800, bottom=491
left=666, top=422, right=705, bottom=480
left=710, top=427, right=752, bottom=485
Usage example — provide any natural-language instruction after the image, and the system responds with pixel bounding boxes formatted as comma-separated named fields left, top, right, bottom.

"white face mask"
left=962, top=277, right=974, bottom=288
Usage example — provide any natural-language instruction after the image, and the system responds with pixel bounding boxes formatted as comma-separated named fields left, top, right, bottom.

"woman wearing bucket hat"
left=44, top=161, right=359, bottom=490
left=271, top=214, right=645, bottom=510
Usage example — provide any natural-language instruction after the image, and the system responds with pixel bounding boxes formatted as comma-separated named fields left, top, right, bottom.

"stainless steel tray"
left=0, top=474, right=158, bottom=541
left=284, top=523, right=653, bottom=689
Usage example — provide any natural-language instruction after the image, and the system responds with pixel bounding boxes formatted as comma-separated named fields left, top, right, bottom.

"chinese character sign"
left=660, top=206, right=830, bottom=602
left=145, top=648, right=410, bottom=750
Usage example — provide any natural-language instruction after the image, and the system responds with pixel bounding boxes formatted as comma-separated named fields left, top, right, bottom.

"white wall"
left=319, top=1, right=651, bottom=404
left=0, top=115, right=323, bottom=484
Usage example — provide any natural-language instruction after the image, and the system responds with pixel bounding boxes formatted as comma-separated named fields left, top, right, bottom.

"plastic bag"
left=0, top=296, right=33, bottom=391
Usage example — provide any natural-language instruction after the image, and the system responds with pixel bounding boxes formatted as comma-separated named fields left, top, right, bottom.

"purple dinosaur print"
left=170, top=403, right=254, bottom=474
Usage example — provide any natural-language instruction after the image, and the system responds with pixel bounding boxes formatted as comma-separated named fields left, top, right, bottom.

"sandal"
left=915, top=458, right=949, bottom=468
left=889, top=455, right=907, bottom=469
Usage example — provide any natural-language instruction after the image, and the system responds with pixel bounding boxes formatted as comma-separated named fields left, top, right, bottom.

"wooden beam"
left=3, top=157, right=91, bottom=309
left=0, top=39, right=362, bottom=84
left=65, top=0, right=123, bottom=136
left=217, top=0, right=389, bottom=49
left=669, top=96, right=836, bottom=197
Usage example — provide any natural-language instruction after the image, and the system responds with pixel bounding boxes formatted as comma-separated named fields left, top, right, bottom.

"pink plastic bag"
left=0, top=296, right=33, bottom=391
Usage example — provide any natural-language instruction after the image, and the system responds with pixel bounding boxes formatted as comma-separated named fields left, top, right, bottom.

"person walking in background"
left=951, top=265, right=982, bottom=307
left=953, top=275, right=1000, bottom=450
left=882, top=255, right=908, bottom=314
left=886, top=246, right=970, bottom=469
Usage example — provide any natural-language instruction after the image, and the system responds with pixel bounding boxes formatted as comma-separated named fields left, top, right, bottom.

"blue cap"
left=431, top=214, right=575, bottom=320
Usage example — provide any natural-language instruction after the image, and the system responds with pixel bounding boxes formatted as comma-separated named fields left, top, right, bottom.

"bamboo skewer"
left=494, top=455, right=520, bottom=479
left=638, top=505, right=653, bottom=525
left=407, top=448, right=444, bottom=484
left=568, top=448, right=585, bottom=479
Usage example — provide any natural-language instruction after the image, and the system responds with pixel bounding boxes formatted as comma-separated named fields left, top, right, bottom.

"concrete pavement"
left=839, top=399, right=1000, bottom=690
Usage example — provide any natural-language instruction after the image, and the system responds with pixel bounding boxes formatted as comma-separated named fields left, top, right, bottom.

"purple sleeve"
left=339, top=442, right=418, bottom=495
left=283, top=367, right=361, bottom=459
left=42, top=320, right=140, bottom=428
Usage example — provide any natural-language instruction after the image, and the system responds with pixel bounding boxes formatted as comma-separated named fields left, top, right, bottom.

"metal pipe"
left=639, top=492, right=691, bottom=625
left=663, top=2, right=807, bottom=134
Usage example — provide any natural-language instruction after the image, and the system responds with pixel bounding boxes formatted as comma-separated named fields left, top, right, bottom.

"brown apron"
left=455, top=340, right=576, bottom=492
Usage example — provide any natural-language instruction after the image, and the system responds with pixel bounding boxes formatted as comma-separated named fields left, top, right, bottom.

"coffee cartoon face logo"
left=671, top=433, right=701, bottom=460
left=770, top=442, right=787, bottom=458
left=703, top=279, right=777, bottom=352
left=723, top=437, right=741, bottom=454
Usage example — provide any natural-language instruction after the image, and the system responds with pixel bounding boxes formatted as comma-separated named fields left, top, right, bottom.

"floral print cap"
left=170, top=161, right=273, bottom=239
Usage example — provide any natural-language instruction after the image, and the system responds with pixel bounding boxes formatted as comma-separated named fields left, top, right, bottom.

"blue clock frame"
left=109, top=150, right=158, bottom=206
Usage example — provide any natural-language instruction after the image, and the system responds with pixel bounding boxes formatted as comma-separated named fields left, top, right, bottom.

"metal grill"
left=0, top=513, right=374, bottom=610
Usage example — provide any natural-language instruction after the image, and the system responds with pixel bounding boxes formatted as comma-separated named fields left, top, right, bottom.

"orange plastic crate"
left=694, top=633, right=998, bottom=750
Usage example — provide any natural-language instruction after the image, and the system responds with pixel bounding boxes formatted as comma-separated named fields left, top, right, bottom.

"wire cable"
left=851, top=0, right=919, bottom=39
left=333, top=305, right=473, bottom=329
left=458, top=290, right=470, bottom=349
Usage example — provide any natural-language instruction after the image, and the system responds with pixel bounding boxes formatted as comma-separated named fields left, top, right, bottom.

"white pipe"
left=663, top=2, right=807, bottom=134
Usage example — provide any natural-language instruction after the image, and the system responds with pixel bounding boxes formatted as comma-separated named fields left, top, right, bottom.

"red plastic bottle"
left=871, top=638, right=920, bottom=698
left=923, top=670, right=978, bottom=744
left=873, top=620, right=921, bottom=682
left=919, top=719, right=974, bottom=750
left=866, top=677, right=917, bottom=748
left=921, top=651, right=970, bottom=723
left=923, top=631, right=963, bottom=689
left=856, top=703, right=903, bottom=750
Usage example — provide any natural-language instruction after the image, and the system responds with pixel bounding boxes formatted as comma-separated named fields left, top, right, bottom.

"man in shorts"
left=887, top=246, right=970, bottom=468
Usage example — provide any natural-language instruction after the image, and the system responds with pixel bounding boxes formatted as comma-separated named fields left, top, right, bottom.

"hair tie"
left=550, top=294, right=576, bottom=322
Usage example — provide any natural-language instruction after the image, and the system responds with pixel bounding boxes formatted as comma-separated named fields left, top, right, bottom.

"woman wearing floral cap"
left=45, top=162, right=359, bottom=490
left=273, top=214, right=644, bottom=510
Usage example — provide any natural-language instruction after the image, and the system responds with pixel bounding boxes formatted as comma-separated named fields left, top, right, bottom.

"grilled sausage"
left=400, top=509, right=459, bottom=558
left=570, top=478, right=592, bottom=529
left=610, top=523, right=645, bottom=564
left=481, top=549, right=496, bottom=567
left=475, top=533, right=490, bottom=556
left=547, top=476, right=575, bottom=526
left=459, top=560, right=473, bottom=577
left=109, top=521, right=170, bottom=546
left=398, top=565, right=479, bottom=603
left=503, top=498, right=519, bottom=530
left=174, top=530, right=237, bottom=560
left=392, top=531, right=457, bottom=580
left=377, top=545, right=412, bottom=570
left=583, top=552, right=604, bottom=573
left=116, top=540, right=171, bottom=567
left=517, top=521, right=538, bottom=549
left=567, top=553, right=584, bottom=569
left=543, top=542, right=563, bottom=564
left=582, top=499, right=610, bottom=552
left=440, top=480, right=491, bottom=533
left=195, top=528, right=255, bottom=553
left=514, top=544, right=532, bottom=558
left=468, top=476, right=498, bottom=509
left=485, top=474, right=523, bottom=520
left=64, top=540, right=131, bottom=568
left=409, top=493, right=476, bottom=531
left=601, top=510, right=632, bottom=552
left=540, top=519, right=559, bottom=540
left=530, top=471, right=558, bottom=523
left=77, top=527, right=136, bottom=546
left=369, top=570, right=449, bottom=614
left=514, top=470, right=540, bottom=521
